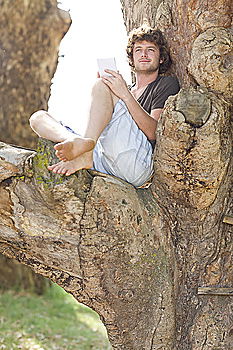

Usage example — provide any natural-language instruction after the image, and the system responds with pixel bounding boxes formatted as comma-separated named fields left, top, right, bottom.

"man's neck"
left=134, top=71, right=159, bottom=89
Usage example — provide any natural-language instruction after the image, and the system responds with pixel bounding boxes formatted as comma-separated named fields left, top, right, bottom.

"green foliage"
left=0, top=283, right=112, bottom=350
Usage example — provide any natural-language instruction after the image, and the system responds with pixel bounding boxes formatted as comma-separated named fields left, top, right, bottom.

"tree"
left=0, top=0, right=71, bottom=148
left=0, top=0, right=71, bottom=293
left=0, top=0, right=232, bottom=349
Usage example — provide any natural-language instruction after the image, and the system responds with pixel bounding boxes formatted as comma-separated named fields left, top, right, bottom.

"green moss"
left=131, top=251, right=157, bottom=267
left=34, top=150, right=49, bottom=170
left=130, top=249, right=169, bottom=279
left=32, top=140, right=65, bottom=189
left=15, top=175, right=26, bottom=181
left=33, top=142, right=52, bottom=170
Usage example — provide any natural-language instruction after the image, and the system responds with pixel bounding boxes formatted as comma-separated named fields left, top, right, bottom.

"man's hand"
left=101, top=69, right=131, bottom=101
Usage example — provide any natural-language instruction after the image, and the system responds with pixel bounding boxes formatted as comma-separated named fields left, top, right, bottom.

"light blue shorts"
left=63, top=100, right=154, bottom=187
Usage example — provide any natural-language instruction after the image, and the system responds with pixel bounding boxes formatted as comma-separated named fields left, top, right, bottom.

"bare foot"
left=48, top=151, right=93, bottom=176
left=54, top=136, right=95, bottom=161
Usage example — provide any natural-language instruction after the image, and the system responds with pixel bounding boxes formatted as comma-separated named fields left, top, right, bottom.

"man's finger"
left=102, top=77, right=112, bottom=85
left=105, top=69, right=119, bottom=77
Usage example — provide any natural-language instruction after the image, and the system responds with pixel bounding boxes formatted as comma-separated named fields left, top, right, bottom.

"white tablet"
left=97, top=57, right=117, bottom=77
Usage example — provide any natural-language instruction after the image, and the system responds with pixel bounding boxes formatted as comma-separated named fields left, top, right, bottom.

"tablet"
left=97, top=57, right=117, bottom=77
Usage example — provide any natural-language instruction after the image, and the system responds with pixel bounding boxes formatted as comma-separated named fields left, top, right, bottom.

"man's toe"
left=54, top=143, right=63, bottom=151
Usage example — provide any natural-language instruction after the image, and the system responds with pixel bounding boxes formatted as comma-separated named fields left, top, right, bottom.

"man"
left=30, top=25, right=180, bottom=187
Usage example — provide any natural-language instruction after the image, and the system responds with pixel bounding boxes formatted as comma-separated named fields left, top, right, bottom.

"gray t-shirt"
left=135, top=75, right=180, bottom=148
left=137, top=75, right=180, bottom=113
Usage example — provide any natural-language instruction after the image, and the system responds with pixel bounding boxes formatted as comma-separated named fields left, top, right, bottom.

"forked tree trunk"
left=0, top=0, right=232, bottom=349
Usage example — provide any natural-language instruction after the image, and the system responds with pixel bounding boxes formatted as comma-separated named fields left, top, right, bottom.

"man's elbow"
left=147, top=129, right=156, bottom=142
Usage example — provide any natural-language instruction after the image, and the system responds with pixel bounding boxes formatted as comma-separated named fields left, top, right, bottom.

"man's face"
left=132, top=40, right=162, bottom=73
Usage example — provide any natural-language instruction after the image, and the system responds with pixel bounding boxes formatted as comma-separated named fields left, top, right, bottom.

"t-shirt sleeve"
left=151, top=76, right=180, bottom=110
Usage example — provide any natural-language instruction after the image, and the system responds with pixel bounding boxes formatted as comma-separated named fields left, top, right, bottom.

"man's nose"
left=141, top=50, right=148, bottom=57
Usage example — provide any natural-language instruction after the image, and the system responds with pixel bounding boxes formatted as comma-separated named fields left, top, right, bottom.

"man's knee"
left=91, top=78, right=119, bottom=106
left=29, top=110, right=49, bottom=129
left=91, top=78, right=110, bottom=95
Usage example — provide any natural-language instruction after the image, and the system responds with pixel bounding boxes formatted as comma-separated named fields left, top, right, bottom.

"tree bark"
left=120, top=0, right=232, bottom=90
left=0, top=0, right=71, bottom=148
left=0, top=0, right=71, bottom=293
left=0, top=0, right=232, bottom=349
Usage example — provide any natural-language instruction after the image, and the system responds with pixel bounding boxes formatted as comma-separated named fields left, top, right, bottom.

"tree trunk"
left=120, top=0, right=232, bottom=91
left=0, top=0, right=232, bottom=349
left=0, top=0, right=71, bottom=148
left=0, top=255, right=50, bottom=294
left=0, top=0, right=71, bottom=293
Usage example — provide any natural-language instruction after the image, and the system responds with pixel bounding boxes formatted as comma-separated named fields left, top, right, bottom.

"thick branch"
left=0, top=86, right=232, bottom=349
left=0, top=139, right=174, bottom=349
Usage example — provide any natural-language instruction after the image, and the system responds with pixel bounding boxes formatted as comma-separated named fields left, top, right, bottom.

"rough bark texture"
left=0, top=0, right=71, bottom=148
left=0, top=0, right=70, bottom=292
left=121, top=0, right=233, bottom=90
left=0, top=0, right=232, bottom=349
left=120, top=0, right=233, bottom=348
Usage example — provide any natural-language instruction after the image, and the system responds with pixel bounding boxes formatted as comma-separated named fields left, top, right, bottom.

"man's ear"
left=160, top=58, right=164, bottom=64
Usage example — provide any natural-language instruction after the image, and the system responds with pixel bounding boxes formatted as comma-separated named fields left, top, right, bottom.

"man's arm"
left=102, top=70, right=160, bottom=141
left=121, top=92, right=162, bottom=140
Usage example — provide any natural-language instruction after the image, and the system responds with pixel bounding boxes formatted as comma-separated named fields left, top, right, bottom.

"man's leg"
left=30, top=110, right=73, bottom=142
left=90, top=99, right=154, bottom=187
left=37, top=79, right=118, bottom=175
left=53, top=79, right=118, bottom=161
left=29, top=110, right=95, bottom=160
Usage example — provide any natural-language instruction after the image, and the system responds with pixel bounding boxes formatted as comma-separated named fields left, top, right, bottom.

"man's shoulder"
left=151, top=75, right=180, bottom=94
left=147, top=75, right=180, bottom=109
left=156, top=75, right=179, bottom=85
left=148, top=75, right=179, bottom=89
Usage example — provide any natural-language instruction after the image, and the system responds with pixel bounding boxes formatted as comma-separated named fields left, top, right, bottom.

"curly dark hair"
left=126, top=25, right=172, bottom=74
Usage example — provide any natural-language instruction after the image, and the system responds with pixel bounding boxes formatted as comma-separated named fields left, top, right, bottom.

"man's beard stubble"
left=134, top=63, right=160, bottom=75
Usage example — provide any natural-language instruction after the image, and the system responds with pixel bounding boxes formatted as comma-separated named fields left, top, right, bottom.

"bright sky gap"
left=49, top=0, right=131, bottom=134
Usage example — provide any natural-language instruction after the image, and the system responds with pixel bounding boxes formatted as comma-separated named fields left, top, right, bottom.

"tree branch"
left=0, top=87, right=232, bottom=349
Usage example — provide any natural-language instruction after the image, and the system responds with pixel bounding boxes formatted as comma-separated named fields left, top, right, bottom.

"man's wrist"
left=121, top=90, right=133, bottom=103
